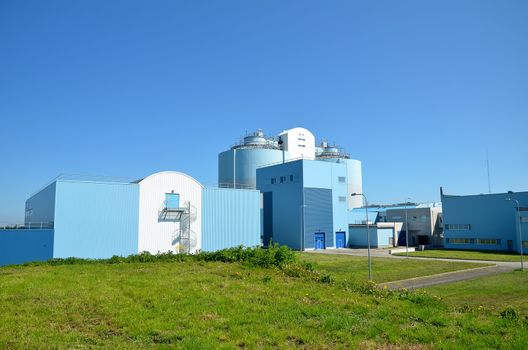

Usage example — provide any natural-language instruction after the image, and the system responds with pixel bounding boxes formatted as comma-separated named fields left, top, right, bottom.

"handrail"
left=0, top=222, right=54, bottom=230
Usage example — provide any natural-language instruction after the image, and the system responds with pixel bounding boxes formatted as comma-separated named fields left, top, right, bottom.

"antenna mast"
left=486, top=149, right=491, bottom=193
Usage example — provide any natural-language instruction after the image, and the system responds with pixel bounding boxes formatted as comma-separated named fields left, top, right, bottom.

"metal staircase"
left=158, top=200, right=196, bottom=253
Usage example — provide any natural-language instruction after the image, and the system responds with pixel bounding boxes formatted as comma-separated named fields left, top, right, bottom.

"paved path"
left=305, top=248, right=519, bottom=290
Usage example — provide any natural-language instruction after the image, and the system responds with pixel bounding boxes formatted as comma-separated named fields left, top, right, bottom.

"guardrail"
left=0, top=222, right=54, bottom=230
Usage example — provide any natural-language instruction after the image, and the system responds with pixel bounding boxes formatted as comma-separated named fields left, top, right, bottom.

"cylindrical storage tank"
left=345, top=159, right=363, bottom=209
left=218, top=148, right=289, bottom=189
left=319, top=158, right=363, bottom=209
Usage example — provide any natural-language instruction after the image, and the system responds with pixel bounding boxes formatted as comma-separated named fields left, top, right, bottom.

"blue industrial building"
left=1, top=172, right=261, bottom=266
left=348, top=224, right=397, bottom=248
left=257, top=159, right=349, bottom=250
left=1, top=126, right=368, bottom=265
left=441, top=188, right=528, bottom=254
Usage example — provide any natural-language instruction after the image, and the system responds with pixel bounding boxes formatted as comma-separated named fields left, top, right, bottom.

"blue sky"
left=1, top=0, right=527, bottom=223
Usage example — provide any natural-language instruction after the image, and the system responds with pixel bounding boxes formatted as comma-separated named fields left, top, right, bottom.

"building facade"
left=1, top=171, right=261, bottom=265
left=257, top=159, right=348, bottom=250
left=441, top=189, right=528, bottom=253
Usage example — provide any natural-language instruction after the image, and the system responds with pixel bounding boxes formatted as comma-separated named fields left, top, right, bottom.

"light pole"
left=506, top=198, right=524, bottom=271
left=352, top=193, right=372, bottom=281
left=405, top=198, right=411, bottom=257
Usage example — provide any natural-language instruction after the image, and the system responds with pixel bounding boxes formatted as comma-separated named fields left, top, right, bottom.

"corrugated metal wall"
left=53, top=180, right=139, bottom=259
left=0, top=229, right=54, bottom=266
left=137, top=172, right=203, bottom=254
left=25, top=182, right=56, bottom=226
left=202, top=187, right=261, bottom=251
left=304, top=188, right=334, bottom=249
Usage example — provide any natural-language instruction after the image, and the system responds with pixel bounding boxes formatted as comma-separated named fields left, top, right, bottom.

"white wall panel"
left=138, top=172, right=203, bottom=254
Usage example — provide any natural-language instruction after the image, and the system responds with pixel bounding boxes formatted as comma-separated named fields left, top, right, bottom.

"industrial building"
left=384, top=205, right=443, bottom=246
left=2, top=126, right=370, bottom=265
left=441, top=189, right=528, bottom=254
left=218, top=128, right=363, bottom=209
left=348, top=222, right=403, bottom=248
left=257, top=159, right=349, bottom=250
left=217, top=127, right=363, bottom=250
left=0, top=171, right=260, bottom=265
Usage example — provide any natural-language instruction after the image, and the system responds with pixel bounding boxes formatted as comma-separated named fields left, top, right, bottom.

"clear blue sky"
left=1, top=0, right=527, bottom=223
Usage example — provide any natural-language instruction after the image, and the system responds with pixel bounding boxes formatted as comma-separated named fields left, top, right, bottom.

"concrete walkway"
left=305, top=248, right=520, bottom=290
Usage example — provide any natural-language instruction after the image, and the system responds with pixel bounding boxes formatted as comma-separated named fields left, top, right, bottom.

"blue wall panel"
left=25, top=182, right=56, bottom=226
left=348, top=226, right=393, bottom=248
left=53, top=180, right=139, bottom=259
left=0, top=229, right=54, bottom=266
left=257, top=161, right=304, bottom=249
left=442, top=191, right=528, bottom=253
left=304, top=188, right=334, bottom=249
left=202, top=187, right=261, bottom=251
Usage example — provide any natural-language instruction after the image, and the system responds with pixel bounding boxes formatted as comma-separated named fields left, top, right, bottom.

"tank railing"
left=0, top=222, right=54, bottom=230
left=255, top=156, right=308, bottom=169
left=231, top=143, right=281, bottom=151
left=212, top=183, right=256, bottom=190
left=316, top=150, right=351, bottom=159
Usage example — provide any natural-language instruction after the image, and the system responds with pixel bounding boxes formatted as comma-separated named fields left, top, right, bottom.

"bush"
left=499, top=306, right=520, bottom=321
left=20, top=244, right=298, bottom=269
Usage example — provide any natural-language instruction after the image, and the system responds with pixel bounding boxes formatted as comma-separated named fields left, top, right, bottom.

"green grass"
left=427, top=270, right=528, bottom=314
left=1, top=253, right=526, bottom=349
left=393, top=249, right=522, bottom=262
left=299, top=252, right=489, bottom=283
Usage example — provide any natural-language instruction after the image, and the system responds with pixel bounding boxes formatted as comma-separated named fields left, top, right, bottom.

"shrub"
left=499, top=306, right=520, bottom=321
left=21, top=244, right=298, bottom=269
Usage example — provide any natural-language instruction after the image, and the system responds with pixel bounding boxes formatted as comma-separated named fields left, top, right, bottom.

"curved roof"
left=135, top=171, right=204, bottom=188
left=278, top=127, right=314, bottom=137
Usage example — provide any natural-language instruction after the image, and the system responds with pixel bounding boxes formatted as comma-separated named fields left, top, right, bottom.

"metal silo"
left=218, top=130, right=289, bottom=189
left=316, top=142, right=363, bottom=209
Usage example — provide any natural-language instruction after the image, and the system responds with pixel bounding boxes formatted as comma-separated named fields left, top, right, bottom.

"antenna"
left=486, top=149, right=491, bottom=193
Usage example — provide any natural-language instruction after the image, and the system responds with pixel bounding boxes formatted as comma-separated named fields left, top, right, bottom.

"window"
left=271, top=178, right=276, bottom=185
left=523, top=241, right=528, bottom=248
left=289, top=175, right=294, bottom=182
left=521, top=217, right=528, bottom=223
left=420, top=215, right=427, bottom=223
left=339, top=196, right=346, bottom=202
left=280, top=176, right=286, bottom=183
left=298, top=138, right=306, bottom=141
left=298, top=144, right=306, bottom=147
left=476, top=239, right=499, bottom=245
left=447, top=238, right=471, bottom=244
left=338, top=176, right=346, bottom=183
left=446, top=224, right=471, bottom=230
left=165, top=193, right=180, bottom=209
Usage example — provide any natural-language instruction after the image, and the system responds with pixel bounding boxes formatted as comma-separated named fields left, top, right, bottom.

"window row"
left=270, top=175, right=295, bottom=185
left=446, top=238, right=501, bottom=245
left=446, top=224, right=471, bottom=230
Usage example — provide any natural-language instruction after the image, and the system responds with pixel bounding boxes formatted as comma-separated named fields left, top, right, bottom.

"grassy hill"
left=0, top=248, right=526, bottom=349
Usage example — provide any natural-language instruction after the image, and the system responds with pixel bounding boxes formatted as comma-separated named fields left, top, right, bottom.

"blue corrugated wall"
left=304, top=188, right=333, bottom=249
left=25, top=182, right=56, bottom=226
left=442, top=191, right=528, bottom=253
left=348, top=226, right=394, bottom=248
left=53, top=180, right=139, bottom=259
left=202, top=187, right=261, bottom=251
left=0, top=229, right=54, bottom=266
left=257, top=161, right=304, bottom=249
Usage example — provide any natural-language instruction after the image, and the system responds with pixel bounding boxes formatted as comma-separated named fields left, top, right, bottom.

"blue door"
left=314, top=232, right=325, bottom=250
left=335, top=232, right=346, bottom=248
